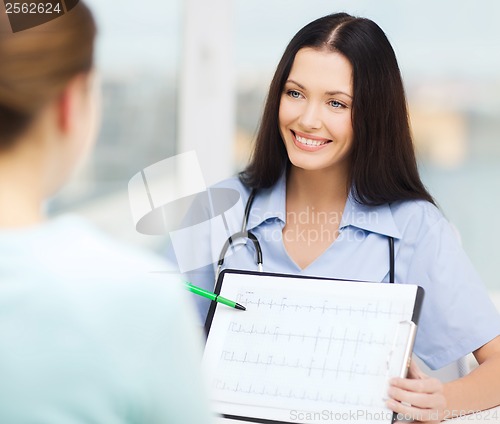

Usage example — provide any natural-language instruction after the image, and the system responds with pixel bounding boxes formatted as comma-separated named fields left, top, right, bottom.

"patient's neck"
left=0, top=144, right=46, bottom=229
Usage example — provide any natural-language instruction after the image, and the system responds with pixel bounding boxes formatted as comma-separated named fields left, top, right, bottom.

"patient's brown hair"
left=0, top=2, right=96, bottom=148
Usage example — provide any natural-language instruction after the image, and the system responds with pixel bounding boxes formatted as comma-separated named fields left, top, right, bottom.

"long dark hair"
left=240, top=13, right=434, bottom=206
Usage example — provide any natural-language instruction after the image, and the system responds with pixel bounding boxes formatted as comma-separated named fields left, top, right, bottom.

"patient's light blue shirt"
left=0, top=216, right=212, bottom=424
left=176, top=174, right=500, bottom=370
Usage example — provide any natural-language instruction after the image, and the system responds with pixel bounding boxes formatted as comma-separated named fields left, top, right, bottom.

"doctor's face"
left=279, top=48, right=354, bottom=175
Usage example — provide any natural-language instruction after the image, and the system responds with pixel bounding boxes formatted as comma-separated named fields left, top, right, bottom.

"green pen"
left=184, top=282, right=246, bottom=311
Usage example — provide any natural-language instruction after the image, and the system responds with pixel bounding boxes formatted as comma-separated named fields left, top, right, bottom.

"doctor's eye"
left=286, top=90, right=303, bottom=99
left=328, top=100, right=346, bottom=109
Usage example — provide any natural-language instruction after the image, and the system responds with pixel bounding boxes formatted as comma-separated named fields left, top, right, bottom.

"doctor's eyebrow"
left=285, top=79, right=353, bottom=99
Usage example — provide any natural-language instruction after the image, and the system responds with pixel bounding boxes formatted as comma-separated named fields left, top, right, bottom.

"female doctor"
left=178, top=12, right=500, bottom=422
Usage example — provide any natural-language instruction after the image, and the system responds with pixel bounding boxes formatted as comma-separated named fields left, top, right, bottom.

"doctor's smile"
left=291, top=130, right=331, bottom=151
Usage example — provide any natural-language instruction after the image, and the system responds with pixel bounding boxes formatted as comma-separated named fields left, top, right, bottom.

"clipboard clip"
left=386, top=320, right=417, bottom=379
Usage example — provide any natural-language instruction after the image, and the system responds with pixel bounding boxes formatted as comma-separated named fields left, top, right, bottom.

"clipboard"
left=203, top=269, right=424, bottom=424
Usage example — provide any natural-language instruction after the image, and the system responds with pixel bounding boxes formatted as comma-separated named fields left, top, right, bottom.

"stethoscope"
left=215, top=188, right=395, bottom=285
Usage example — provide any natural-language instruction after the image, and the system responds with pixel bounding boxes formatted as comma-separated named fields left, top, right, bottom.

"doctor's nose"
left=298, top=102, right=322, bottom=130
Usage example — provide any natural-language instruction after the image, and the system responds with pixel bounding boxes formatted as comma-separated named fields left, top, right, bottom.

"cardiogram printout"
left=203, top=270, right=423, bottom=424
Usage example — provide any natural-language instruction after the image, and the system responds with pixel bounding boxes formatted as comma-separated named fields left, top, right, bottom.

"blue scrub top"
left=175, top=173, right=500, bottom=370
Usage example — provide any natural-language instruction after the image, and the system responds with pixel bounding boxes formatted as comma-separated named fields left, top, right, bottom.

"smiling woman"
left=174, top=11, right=500, bottom=423
left=242, top=14, right=434, bottom=207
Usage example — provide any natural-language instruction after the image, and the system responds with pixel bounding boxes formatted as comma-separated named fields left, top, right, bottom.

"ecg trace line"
left=227, top=322, right=395, bottom=352
left=236, top=295, right=407, bottom=319
left=213, top=379, right=381, bottom=409
left=219, top=350, right=386, bottom=379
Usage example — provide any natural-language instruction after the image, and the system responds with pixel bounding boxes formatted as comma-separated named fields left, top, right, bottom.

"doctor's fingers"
left=389, top=375, right=443, bottom=395
left=387, top=384, right=445, bottom=410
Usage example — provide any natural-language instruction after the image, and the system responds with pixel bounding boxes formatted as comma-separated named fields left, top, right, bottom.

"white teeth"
left=295, top=134, right=328, bottom=146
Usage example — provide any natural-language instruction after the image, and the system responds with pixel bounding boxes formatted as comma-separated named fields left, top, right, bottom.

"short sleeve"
left=406, top=217, right=500, bottom=369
